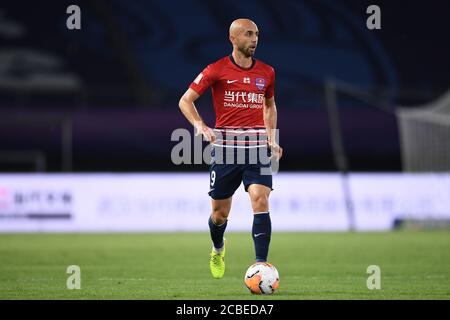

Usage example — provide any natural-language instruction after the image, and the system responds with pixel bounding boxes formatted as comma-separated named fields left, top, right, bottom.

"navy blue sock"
left=208, top=216, right=227, bottom=249
left=252, top=212, right=272, bottom=262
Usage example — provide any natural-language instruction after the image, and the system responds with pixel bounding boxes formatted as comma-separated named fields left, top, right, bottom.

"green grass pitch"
left=0, top=231, right=449, bottom=299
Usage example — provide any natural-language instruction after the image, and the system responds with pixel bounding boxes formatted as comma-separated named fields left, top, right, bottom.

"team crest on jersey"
left=255, top=78, right=265, bottom=90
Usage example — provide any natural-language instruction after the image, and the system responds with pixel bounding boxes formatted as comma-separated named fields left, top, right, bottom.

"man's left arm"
left=264, top=96, right=283, bottom=160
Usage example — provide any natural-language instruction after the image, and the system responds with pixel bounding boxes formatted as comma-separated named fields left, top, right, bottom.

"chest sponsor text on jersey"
left=223, top=91, right=264, bottom=109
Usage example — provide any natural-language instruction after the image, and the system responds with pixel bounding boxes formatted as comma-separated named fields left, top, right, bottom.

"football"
left=244, top=262, right=279, bottom=295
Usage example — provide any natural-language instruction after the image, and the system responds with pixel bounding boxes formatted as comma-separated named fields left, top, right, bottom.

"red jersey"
left=189, top=55, right=275, bottom=129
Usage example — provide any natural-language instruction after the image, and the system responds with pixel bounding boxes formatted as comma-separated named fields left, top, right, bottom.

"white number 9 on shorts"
left=210, top=170, right=216, bottom=186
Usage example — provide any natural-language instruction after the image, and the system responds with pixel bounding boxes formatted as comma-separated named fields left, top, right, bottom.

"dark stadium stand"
left=0, top=0, right=448, bottom=172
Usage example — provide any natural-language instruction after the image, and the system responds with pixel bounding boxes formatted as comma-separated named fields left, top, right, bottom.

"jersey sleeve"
left=189, top=63, right=218, bottom=96
left=265, top=67, right=275, bottom=99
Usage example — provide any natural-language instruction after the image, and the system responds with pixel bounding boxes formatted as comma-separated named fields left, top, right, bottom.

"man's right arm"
left=178, top=88, right=216, bottom=142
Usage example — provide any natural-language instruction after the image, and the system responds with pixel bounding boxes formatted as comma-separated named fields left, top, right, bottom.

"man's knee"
left=211, top=199, right=231, bottom=224
left=211, top=209, right=228, bottom=224
left=250, top=193, right=269, bottom=212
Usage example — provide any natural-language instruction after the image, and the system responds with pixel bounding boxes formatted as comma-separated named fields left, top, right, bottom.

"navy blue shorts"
left=208, top=146, right=273, bottom=200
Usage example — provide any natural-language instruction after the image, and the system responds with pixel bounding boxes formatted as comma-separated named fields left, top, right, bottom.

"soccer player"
left=178, top=18, right=282, bottom=279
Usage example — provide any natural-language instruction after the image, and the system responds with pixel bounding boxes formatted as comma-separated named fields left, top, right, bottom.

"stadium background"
left=0, top=0, right=449, bottom=299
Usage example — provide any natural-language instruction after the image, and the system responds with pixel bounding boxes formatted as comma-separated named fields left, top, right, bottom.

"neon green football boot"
left=209, top=239, right=226, bottom=279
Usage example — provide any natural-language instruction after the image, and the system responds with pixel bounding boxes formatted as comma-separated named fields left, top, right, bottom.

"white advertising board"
left=0, top=173, right=448, bottom=232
